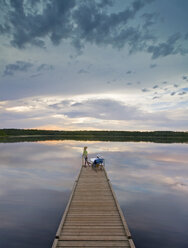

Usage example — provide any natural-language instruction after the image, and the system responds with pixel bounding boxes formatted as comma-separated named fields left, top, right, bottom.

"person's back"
left=94, top=158, right=103, bottom=164
left=83, top=146, right=90, bottom=167
left=92, top=157, right=104, bottom=170
left=83, top=148, right=88, bottom=157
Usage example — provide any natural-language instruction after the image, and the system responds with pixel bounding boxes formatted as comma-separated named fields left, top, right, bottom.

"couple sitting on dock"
left=82, top=146, right=104, bottom=170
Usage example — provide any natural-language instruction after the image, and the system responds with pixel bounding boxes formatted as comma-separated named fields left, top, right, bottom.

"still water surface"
left=0, top=141, right=188, bottom=248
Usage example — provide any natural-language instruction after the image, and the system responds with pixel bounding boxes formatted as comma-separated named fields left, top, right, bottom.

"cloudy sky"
left=0, top=0, right=188, bottom=130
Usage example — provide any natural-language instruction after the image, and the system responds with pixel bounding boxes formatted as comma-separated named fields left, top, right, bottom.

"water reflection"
left=0, top=141, right=187, bottom=247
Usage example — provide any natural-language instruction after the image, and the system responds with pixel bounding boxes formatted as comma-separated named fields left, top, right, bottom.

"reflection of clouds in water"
left=96, top=143, right=188, bottom=195
left=0, top=142, right=81, bottom=195
left=1, top=141, right=187, bottom=196
left=0, top=141, right=188, bottom=247
left=45, top=141, right=188, bottom=195
left=0, top=188, right=70, bottom=248
left=120, top=193, right=188, bottom=248
left=162, top=177, right=188, bottom=193
left=147, top=151, right=188, bottom=164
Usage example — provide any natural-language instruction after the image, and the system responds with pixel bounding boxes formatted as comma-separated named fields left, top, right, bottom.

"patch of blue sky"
left=174, top=101, right=188, bottom=108
left=151, top=102, right=173, bottom=111
left=151, top=99, right=188, bottom=111
left=182, top=87, right=188, bottom=91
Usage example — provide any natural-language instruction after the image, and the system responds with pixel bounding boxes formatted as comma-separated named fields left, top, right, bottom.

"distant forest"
left=0, top=129, right=187, bottom=143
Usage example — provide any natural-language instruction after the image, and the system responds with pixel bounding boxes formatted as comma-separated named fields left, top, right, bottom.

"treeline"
left=0, top=129, right=187, bottom=143
left=1, top=128, right=188, bottom=137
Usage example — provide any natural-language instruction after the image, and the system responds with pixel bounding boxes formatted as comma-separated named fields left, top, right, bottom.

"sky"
left=0, top=0, right=188, bottom=131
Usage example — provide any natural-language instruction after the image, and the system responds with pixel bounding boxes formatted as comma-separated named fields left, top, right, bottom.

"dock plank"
left=51, top=166, right=135, bottom=248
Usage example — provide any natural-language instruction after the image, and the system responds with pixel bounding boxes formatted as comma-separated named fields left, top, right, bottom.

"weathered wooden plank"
left=61, top=231, right=126, bottom=236
left=72, top=195, right=112, bottom=198
left=70, top=204, right=116, bottom=207
left=57, top=240, right=130, bottom=246
left=73, top=193, right=112, bottom=196
left=64, top=221, right=122, bottom=227
left=61, top=231, right=124, bottom=235
left=57, top=247, right=129, bottom=248
left=77, top=181, right=108, bottom=183
left=68, top=207, right=117, bottom=210
left=70, top=200, right=116, bottom=203
left=66, top=216, right=121, bottom=221
left=77, top=182, right=108, bottom=184
left=68, top=210, right=118, bottom=213
left=74, top=191, right=112, bottom=194
left=72, top=198, right=113, bottom=201
left=77, top=185, right=108, bottom=187
left=78, top=182, right=107, bottom=184
left=66, top=211, right=119, bottom=215
left=59, top=235, right=128, bottom=241
left=67, top=213, right=119, bottom=216
left=62, top=227, right=124, bottom=231
left=63, top=223, right=123, bottom=227
left=76, top=188, right=110, bottom=190
left=70, top=201, right=116, bottom=204
left=61, top=232, right=126, bottom=236
left=64, top=219, right=122, bottom=222
left=64, top=220, right=122, bottom=224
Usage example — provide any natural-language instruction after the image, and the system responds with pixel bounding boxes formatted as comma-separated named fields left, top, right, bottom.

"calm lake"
left=0, top=141, right=188, bottom=248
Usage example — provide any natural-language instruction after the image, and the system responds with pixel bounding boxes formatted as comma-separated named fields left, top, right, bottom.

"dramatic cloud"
left=141, top=12, right=158, bottom=29
left=1, top=0, right=76, bottom=48
left=3, top=61, right=33, bottom=76
left=1, top=94, right=188, bottom=130
left=147, top=33, right=187, bottom=59
left=49, top=98, right=141, bottom=120
left=49, top=98, right=170, bottom=122
left=1, top=0, right=186, bottom=59
left=64, top=99, right=142, bottom=120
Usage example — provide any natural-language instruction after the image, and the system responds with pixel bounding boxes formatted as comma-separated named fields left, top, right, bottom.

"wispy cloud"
left=3, top=61, right=33, bottom=76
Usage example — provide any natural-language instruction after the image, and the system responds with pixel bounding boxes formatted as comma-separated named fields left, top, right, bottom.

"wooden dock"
left=52, top=166, right=135, bottom=247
